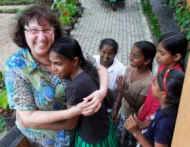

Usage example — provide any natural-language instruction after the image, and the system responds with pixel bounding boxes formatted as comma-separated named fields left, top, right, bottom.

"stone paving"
left=0, top=0, right=152, bottom=70
left=0, top=5, right=29, bottom=70
left=72, top=0, right=152, bottom=65
left=0, top=13, right=18, bottom=70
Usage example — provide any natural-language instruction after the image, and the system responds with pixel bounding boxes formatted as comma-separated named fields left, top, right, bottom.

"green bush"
left=0, top=90, right=8, bottom=109
left=166, top=0, right=190, bottom=40
left=0, top=0, right=34, bottom=5
left=52, top=0, right=78, bottom=26
left=174, top=5, right=190, bottom=40
left=0, top=8, right=20, bottom=13
left=0, top=72, right=8, bottom=109
left=141, top=0, right=161, bottom=40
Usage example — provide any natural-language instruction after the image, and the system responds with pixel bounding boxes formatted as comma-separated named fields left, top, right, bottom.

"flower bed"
left=52, top=0, right=83, bottom=35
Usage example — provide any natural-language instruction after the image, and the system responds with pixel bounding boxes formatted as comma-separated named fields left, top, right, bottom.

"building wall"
left=172, top=58, right=190, bottom=147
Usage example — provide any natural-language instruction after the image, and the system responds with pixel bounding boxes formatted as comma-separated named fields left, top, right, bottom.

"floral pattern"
left=4, top=48, right=72, bottom=147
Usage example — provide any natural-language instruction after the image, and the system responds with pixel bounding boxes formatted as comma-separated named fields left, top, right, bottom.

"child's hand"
left=73, top=101, right=88, bottom=115
left=116, top=75, right=125, bottom=93
left=125, top=114, right=139, bottom=133
left=81, top=90, right=104, bottom=116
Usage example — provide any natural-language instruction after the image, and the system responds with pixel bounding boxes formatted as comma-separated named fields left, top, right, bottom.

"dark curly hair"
left=13, top=5, right=62, bottom=49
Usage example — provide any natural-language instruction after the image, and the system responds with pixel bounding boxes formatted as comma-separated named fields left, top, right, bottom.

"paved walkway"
left=0, top=5, right=29, bottom=70
left=72, top=0, right=152, bottom=65
left=0, top=0, right=152, bottom=70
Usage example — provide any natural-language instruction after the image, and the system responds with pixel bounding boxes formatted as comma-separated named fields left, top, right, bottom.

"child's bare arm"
left=125, top=115, right=152, bottom=147
left=112, top=91, right=123, bottom=121
left=112, top=75, right=125, bottom=121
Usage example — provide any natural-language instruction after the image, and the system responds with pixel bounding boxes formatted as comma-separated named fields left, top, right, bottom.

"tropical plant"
left=0, top=0, right=34, bottom=5
left=141, top=0, right=161, bottom=40
left=175, top=6, right=190, bottom=39
left=0, top=72, right=8, bottom=109
left=52, top=0, right=78, bottom=26
left=166, top=0, right=190, bottom=40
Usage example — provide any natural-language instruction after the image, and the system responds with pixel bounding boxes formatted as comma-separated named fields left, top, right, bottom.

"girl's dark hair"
left=157, top=69, right=184, bottom=108
left=159, top=32, right=188, bottom=70
left=99, top=38, right=118, bottom=54
left=134, top=41, right=156, bottom=71
left=13, top=5, right=62, bottom=49
left=50, top=37, right=99, bottom=86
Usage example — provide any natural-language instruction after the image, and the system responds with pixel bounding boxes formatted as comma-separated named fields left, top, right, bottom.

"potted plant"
left=52, top=0, right=83, bottom=35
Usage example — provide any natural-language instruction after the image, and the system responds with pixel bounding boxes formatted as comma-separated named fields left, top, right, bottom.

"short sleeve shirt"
left=144, top=107, right=177, bottom=145
left=4, top=48, right=72, bottom=147
left=120, top=67, right=152, bottom=117
left=65, top=72, right=109, bottom=143
left=93, top=55, right=126, bottom=91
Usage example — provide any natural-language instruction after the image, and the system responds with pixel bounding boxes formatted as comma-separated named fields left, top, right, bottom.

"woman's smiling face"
left=24, top=18, right=55, bottom=57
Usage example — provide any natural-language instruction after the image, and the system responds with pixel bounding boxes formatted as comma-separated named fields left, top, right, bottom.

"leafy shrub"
left=0, top=90, right=8, bottom=109
left=141, top=0, right=161, bottom=39
left=52, top=0, right=78, bottom=26
left=0, top=0, right=34, bottom=5
left=166, top=0, right=190, bottom=40
left=175, top=5, right=190, bottom=40
left=0, top=72, right=8, bottom=109
left=0, top=8, right=20, bottom=13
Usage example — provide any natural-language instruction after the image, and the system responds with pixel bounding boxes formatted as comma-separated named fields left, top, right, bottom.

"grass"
left=0, top=8, right=21, bottom=13
left=141, top=0, right=161, bottom=40
left=0, top=0, right=34, bottom=5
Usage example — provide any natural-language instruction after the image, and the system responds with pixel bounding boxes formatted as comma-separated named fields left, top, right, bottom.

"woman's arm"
left=16, top=102, right=84, bottom=129
left=19, top=117, right=79, bottom=131
left=81, top=64, right=108, bottom=116
left=97, top=64, right=108, bottom=100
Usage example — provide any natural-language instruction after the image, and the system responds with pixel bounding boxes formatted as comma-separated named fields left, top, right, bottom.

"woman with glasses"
left=4, top=5, right=108, bottom=147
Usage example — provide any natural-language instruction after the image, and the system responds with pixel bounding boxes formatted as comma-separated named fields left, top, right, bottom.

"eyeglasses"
left=24, top=27, right=54, bottom=35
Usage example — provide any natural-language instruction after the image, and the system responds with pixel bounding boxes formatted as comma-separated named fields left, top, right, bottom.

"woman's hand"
left=81, top=89, right=106, bottom=116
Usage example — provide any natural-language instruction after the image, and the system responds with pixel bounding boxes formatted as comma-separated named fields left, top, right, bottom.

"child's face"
left=99, top=44, right=116, bottom=67
left=49, top=51, right=75, bottom=79
left=155, top=43, right=177, bottom=66
left=129, top=46, right=146, bottom=68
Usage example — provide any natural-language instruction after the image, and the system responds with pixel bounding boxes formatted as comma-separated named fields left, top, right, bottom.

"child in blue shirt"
left=125, top=69, right=184, bottom=147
